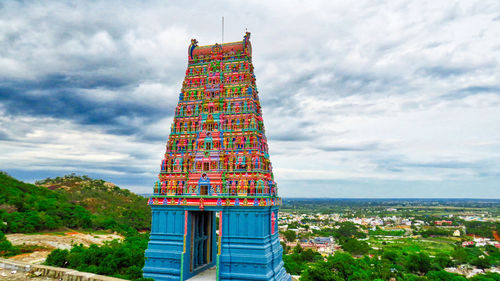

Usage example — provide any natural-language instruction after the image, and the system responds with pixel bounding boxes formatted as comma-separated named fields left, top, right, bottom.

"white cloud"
left=0, top=0, right=499, bottom=197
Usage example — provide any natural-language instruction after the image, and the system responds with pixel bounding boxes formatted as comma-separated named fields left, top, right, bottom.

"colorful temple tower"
left=143, top=32, right=290, bottom=281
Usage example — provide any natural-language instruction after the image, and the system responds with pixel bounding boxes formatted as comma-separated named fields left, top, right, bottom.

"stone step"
left=186, top=266, right=217, bottom=281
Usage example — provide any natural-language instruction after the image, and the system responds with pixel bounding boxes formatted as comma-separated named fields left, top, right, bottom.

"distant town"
left=278, top=199, right=500, bottom=279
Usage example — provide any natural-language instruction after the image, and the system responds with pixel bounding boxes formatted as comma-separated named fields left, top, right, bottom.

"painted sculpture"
left=143, top=32, right=290, bottom=281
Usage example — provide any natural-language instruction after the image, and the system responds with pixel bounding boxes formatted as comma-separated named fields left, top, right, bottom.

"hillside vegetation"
left=45, top=233, right=150, bottom=280
left=0, top=171, right=91, bottom=233
left=36, top=174, right=150, bottom=231
left=0, top=172, right=152, bottom=280
left=0, top=172, right=150, bottom=235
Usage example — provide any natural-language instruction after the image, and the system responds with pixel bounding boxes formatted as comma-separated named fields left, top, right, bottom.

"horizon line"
left=136, top=194, right=500, bottom=200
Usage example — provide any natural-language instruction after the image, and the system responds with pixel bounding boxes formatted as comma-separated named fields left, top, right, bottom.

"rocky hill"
left=36, top=174, right=151, bottom=232
left=35, top=174, right=151, bottom=230
left=0, top=172, right=150, bottom=234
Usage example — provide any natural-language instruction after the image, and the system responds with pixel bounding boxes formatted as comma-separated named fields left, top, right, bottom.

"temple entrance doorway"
left=200, top=185, right=209, bottom=195
left=190, top=211, right=214, bottom=272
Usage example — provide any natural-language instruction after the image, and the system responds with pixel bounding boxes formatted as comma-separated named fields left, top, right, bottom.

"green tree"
left=434, top=252, right=453, bottom=269
left=293, top=243, right=303, bottom=254
left=301, top=249, right=320, bottom=263
left=406, top=252, right=431, bottom=274
left=300, top=260, right=342, bottom=281
left=382, top=250, right=401, bottom=263
left=280, top=241, right=290, bottom=254
left=45, top=249, right=69, bottom=267
left=426, top=270, right=467, bottom=281
left=451, top=247, right=468, bottom=265
left=471, top=256, right=491, bottom=270
left=283, top=230, right=296, bottom=242
left=341, top=238, right=370, bottom=255
left=327, top=252, right=368, bottom=280
left=468, top=272, right=500, bottom=281
left=283, top=256, right=302, bottom=275
left=283, top=247, right=321, bottom=275
left=335, top=222, right=363, bottom=241
left=44, top=233, right=150, bottom=280
left=0, top=231, right=19, bottom=256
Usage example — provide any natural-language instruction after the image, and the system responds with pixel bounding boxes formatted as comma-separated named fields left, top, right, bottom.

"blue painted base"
left=143, top=205, right=290, bottom=281
left=219, top=207, right=290, bottom=281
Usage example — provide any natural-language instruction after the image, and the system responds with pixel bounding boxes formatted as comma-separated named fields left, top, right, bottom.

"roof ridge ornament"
left=243, top=31, right=251, bottom=56
left=212, top=43, right=222, bottom=55
left=189, top=39, right=198, bottom=60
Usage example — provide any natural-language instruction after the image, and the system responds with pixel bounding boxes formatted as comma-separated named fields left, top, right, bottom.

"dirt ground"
left=6, top=232, right=123, bottom=264
left=7, top=251, right=52, bottom=265
left=0, top=268, right=57, bottom=280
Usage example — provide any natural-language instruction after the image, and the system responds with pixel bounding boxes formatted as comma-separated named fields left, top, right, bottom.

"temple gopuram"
left=143, top=32, right=291, bottom=281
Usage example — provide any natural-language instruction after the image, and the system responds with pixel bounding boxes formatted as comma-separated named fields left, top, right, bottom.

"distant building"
left=313, top=237, right=332, bottom=245
left=435, top=220, right=453, bottom=226
left=462, top=241, right=475, bottom=247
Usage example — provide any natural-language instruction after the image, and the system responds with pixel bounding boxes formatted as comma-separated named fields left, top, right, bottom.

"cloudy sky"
left=1, top=1, right=499, bottom=198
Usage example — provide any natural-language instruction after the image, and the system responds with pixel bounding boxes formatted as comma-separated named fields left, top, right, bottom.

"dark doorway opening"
left=200, top=185, right=209, bottom=195
left=190, top=211, right=213, bottom=272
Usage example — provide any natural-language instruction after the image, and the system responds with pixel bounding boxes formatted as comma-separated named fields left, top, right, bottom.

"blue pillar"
left=144, top=206, right=185, bottom=281
left=219, top=206, right=290, bottom=281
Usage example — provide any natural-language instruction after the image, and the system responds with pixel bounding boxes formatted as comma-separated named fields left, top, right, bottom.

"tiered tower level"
left=143, top=32, right=290, bottom=281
